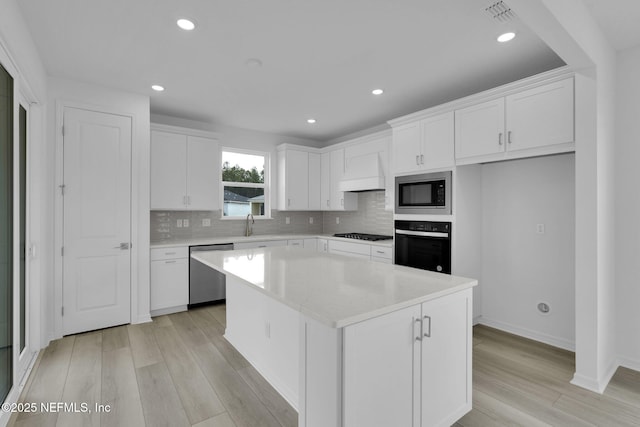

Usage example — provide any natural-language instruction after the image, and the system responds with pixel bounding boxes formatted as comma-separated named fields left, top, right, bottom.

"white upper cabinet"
left=391, top=111, right=455, bottom=175
left=454, top=99, right=505, bottom=159
left=151, top=131, right=187, bottom=210
left=392, top=121, right=422, bottom=174
left=455, top=77, right=574, bottom=164
left=187, top=136, right=221, bottom=210
left=151, top=128, right=220, bottom=210
left=276, top=145, right=321, bottom=211
left=505, top=78, right=574, bottom=152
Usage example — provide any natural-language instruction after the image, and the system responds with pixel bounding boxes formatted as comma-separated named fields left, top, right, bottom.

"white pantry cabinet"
left=455, top=77, right=574, bottom=164
left=277, top=145, right=321, bottom=211
left=151, top=127, right=220, bottom=210
left=343, top=288, right=472, bottom=427
left=150, top=246, right=189, bottom=314
left=320, top=148, right=357, bottom=211
left=391, top=111, right=455, bottom=175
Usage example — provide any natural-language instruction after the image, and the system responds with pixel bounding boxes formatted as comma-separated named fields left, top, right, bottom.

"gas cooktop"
left=333, top=233, right=393, bottom=241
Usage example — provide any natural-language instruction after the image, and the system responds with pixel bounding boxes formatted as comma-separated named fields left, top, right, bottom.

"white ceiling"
left=18, top=0, right=569, bottom=141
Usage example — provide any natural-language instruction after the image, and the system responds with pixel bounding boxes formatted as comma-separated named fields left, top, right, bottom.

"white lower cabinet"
left=150, top=247, right=189, bottom=314
left=317, top=238, right=328, bottom=253
left=343, top=288, right=472, bottom=427
left=328, top=240, right=371, bottom=260
left=328, top=239, right=393, bottom=263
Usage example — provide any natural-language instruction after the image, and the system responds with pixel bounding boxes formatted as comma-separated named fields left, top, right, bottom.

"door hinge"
left=59, top=184, right=66, bottom=195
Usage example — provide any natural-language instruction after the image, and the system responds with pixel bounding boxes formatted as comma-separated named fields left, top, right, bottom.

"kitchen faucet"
left=246, top=213, right=255, bottom=236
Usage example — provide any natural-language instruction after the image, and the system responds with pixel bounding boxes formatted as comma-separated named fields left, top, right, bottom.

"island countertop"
left=191, top=246, right=477, bottom=328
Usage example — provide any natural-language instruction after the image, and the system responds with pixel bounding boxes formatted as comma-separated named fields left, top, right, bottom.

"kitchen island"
left=192, top=246, right=477, bottom=427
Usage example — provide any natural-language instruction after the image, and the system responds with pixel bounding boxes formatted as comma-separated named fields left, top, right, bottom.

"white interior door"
left=62, top=107, right=132, bottom=336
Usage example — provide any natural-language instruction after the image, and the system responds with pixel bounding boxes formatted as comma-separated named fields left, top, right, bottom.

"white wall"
left=615, top=44, right=640, bottom=371
left=480, top=154, right=575, bottom=350
left=47, top=77, right=151, bottom=340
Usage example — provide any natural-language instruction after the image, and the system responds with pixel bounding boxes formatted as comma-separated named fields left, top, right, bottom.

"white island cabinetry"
left=192, top=247, right=476, bottom=427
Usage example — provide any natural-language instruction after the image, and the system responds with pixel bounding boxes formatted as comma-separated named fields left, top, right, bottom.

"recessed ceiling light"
left=151, top=85, right=165, bottom=92
left=497, top=32, right=516, bottom=43
left=245, top=58, right=263, bottom=68
left=177, top=18, right=196, bottom=31
left=307, top=119, right=317, bottom=124
left=372, top=89, right=384, bottom=95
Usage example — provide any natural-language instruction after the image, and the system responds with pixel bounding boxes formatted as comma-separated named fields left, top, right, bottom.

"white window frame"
left=220, top=147, right=271, bottom=219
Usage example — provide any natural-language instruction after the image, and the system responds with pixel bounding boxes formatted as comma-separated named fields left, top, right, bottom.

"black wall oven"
left=394, top=220, right=451, bottom=274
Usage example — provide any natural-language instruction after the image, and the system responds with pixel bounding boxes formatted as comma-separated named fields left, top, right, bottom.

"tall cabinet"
left=150, top=125, right=220, bottom=210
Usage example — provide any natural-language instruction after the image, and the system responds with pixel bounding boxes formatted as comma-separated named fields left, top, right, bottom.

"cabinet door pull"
left=416, top=155, right=420, bottom=165
left=415, top=318, right=423, bottom=341
left=423, top=315, right=431, bottom=338
left=288, top=198, right=291, bottom=207
left=165, top=252, right=176, bottom=255
left=420, top=154, right=424, bottom=165
left=507, top=130, right=512, bottom=144
left=498, top=132, right=503, bottom=146
left=341, top=198, right=344, bottom=206
left=326, top=199, right=330, bottom=207
left=164, top=260, right=177, bottom=264
left=187, top=195, right=191, bottom=205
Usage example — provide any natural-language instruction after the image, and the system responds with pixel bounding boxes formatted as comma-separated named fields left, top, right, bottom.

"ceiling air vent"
left=485, top=1, right=516, bottom=23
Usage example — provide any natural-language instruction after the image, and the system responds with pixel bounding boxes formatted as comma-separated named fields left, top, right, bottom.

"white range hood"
left=338, top=152, right=385, bottom=192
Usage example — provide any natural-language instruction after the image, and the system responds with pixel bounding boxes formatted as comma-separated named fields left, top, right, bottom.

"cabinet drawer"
left=150, top=246, right=188, bottom=261
left=370, top=246, right=393, bottom=260
left=287, top=239, right=304, bottom=247
left=328, top=240, right=371, bottom=257
left=234, top=240, right=288, bottom=249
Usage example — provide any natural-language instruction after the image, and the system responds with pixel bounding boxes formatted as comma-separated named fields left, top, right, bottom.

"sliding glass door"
left=0, top=63, right=14, bottom=404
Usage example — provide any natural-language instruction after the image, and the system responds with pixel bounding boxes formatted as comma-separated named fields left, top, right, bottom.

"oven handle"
left=395, top=229, right=449, bottom=238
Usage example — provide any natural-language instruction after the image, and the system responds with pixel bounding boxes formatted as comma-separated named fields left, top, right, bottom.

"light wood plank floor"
left=7, top=306, right=640, bottom=426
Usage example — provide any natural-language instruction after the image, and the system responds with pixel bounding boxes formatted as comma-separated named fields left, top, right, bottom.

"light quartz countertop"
left=150, top=233, right=394, bottom=249
left=192, top=246, right=477, bottom=328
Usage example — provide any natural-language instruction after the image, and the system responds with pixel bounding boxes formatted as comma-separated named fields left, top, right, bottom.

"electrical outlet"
left=285, top=217, right=290, bottom=225
left=536, top=223, right=545, bottom=234
left=183, top=219, right=189, bottom=227
left=202, top=218, right=211, bottom=227
left=309, top=217, right=314, bottom=224
left=176, top=219, right=183, bottom=228
left=336, top=217, right=340, bottom=225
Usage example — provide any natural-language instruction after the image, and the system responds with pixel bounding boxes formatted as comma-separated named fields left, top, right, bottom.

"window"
left=221, top=149, right=269, bottom=218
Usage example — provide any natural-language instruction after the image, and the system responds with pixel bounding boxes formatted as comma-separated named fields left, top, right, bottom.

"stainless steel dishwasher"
left=189, top=243, right=234, bottom=306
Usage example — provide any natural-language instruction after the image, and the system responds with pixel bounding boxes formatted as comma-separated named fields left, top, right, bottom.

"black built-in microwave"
left=395, top=171, right=452, bottom=215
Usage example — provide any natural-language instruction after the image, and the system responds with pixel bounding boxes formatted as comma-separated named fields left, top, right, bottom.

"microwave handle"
left=395, top=229, right=449, bottom=238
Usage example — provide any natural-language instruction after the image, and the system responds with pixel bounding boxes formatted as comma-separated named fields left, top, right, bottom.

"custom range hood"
left=338, top=152, right=385, bottom=192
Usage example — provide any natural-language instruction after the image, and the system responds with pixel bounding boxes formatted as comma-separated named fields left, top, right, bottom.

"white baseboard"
left=149, top=305, right=187, bottom=317
left=571, top=359, right=617, bottom=395
left=618, top=355, right=640, bottom=373
left=476, top=316, right=575, bottom=351
left=134, top=314, right=153, bottom=324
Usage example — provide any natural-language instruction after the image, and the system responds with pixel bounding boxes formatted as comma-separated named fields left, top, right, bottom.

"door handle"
left=498, top=132, right=503, bottom=146
left=420, top=154, right=424, bottom=164
left=414, top=317, right=423, bottom=341
left=508, top=131, right=512, bottom=144
left=114, top=242, right=130, bottom=250
left=416, top=155, right=420, bottom=165
left=423, top=315, right=431, bottom=338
